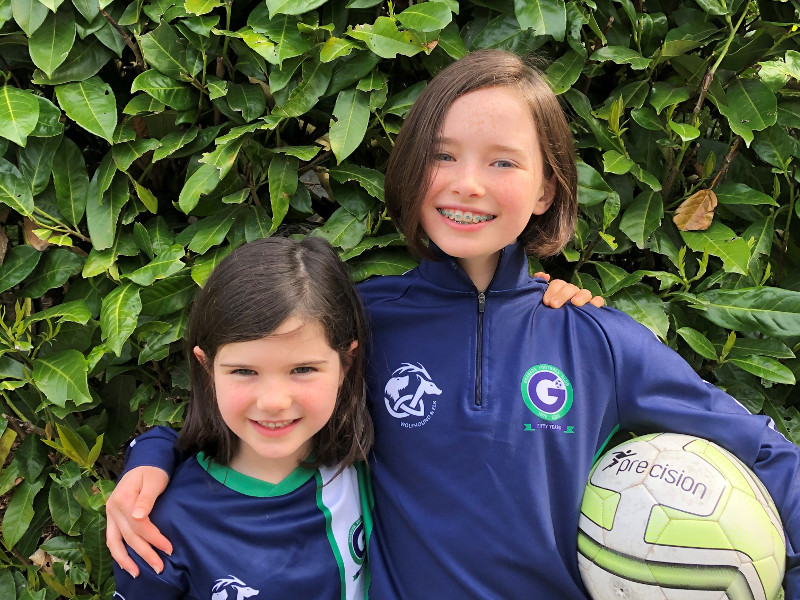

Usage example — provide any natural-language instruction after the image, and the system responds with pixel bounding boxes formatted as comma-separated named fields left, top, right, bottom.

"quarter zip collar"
left=417, top=242, right=532, bottom=292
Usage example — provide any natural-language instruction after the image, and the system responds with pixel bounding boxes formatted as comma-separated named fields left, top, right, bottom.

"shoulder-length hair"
left=178, top=236, right=373, bottom=471
left=384, top=49, right=577, bottom=259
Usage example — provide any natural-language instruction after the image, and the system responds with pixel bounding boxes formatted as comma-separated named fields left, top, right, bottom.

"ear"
left=193, top=346, right=212, bottom=373
left=339, top=340, right=359, bottom=384
left=532, top=175, right=556, bottom=216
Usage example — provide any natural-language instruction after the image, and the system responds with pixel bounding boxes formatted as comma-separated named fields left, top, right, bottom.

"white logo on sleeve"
left=384, top=363, right=441, bottom=426
left=211, top=576, right=259, bottom=599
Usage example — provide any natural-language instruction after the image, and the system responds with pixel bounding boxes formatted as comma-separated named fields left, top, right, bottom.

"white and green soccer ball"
left=578, top=433, right=785, bottom=600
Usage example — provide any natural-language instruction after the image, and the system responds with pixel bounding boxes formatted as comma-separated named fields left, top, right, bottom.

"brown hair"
left=384, top=49, right=577, bottom=259
left=179, top=236, right=373, bottom=472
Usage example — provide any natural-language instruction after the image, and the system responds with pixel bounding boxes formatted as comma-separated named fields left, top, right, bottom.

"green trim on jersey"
left=592, top=424, right=621, bottom=465
left=196, top=453, right=315, bottom=497
left=355, top=461, right=373, bottom=594
left=316, top=470, right=348, bottom=600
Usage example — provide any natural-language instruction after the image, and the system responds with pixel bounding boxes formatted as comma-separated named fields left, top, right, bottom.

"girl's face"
left=419, top=86, right=555, bottom=290
left=194, top=316, right=354, bottom=483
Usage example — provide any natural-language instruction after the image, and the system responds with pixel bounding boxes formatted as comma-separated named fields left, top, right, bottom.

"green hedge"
left=1, top=0, right=799, bottom=597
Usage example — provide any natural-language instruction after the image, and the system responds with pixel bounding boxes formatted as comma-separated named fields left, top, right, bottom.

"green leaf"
left=382, top=80, right=426, bottom=117
left=55, top=77, right=117, bottom=143
left=0, top=244, right=41, bottom=293
left=594, top=262, right=642, bottom=295
left=648, top=83, right=690, bottom=114
left=23, top=248, right=83, bottom=298
left=0, top=86, right=39, bottom=147
left=729, top=356, right=795, bottom=385
left=590, top=46, right=650, bottom=70
left=310, top=207, right=367, bottom=251
left=227, top=83, right=266, bottom=121
left=0, top=158, right=34, bottom=216
left=273, top=57, right=332, bottom=118
left=100, top=282, right=142, bottom=356
left=396, top=1, right=452, bottom=32
left=320, top=36, right=358, bottom=62
left=178, top=162, right=221, bottom=214
left=777, top=100, right=800, bottom=129
left=191, top=245, right=232, bottom=286
left=437, top=20, right=467, bottom=59
left=86, top=172, right=128, bottom=250
left=10, top=0, right=48, bottom=36
left=346, top=16, right=425, bottom=59
left=131, top=70, right=199, bottom=110
left=610, top=284, right=669, bottom=340
left=729, top=338, right=795, bottom=360
left=32, top=350, right=92, bottom=406
left=265, top=0, right=326, bottom=16
left=52, top=137, right=88, bottom=228
left=726, top=78, right=777, bottom=132
left=330, top=87, right=370, bottom=164
left=18, top=135, right=61, bottom=195
left=715, top=182, right=778, bottom=206
left=630, top=107, right=664, bottom=131
left=268, top=154, right=298, bottom=231
left=30, top=96, right=63, bottom=137
left=328, top=164, right=385, bottom=201
left=152, top=128, right=199, bottom=162
left=112, top=138, right=162, bottom=172
left=49, top=484, right=82, bottom=535
left=676, top=327, right=717, bottom=360
left=32, top=39, right=112, bottom=85
left=140, top=22, right=200, bottom=79
left=187, top=213, right=235, bottom=254
left=696, top=287, right=800, bottom=337
left=752, top=125, right=800, bottom=171
left=83, top=516, right=111, bottom=587
left=576, top=161, right=615, bottom=206
left=668, top=121, right=700, bottom=141
left=681, top=222, right=750, bottom=275
left=347, top=248, right=417, bottom=281
left=272, top=145, right=320, bottom=161
left=125, top=244, right=185, bottom=286
left=2, top=479, right=45, bottom=548
left=185, top=0, right=222, bottom=14
left=545, top=49, right=586, bottom=94
left=28, top=8, right=75, bottom=77
left=255, top=14, right=312, bottom=66
left=619, top=190, right=663, bottom=248
left=140, top=273, right=196, bottom=317
left=602, top=150, right=635, bottom=175
left=514, top=0, right=566, bottom=41
left=21, top=299, right=91, bottom=327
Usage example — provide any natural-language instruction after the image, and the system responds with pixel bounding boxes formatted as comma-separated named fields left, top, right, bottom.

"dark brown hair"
left=179, top=236, right=373, bottom=471
left=384, top=49, right=577, bottom=259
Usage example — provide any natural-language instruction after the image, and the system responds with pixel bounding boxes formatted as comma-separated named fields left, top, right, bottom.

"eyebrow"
left=218, top=359, right=331, bottom=368
left=435, top=137, right=527, bottom=155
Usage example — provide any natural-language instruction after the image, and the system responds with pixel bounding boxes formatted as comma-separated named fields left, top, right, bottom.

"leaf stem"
left=100, top=9, right=144, bottom=70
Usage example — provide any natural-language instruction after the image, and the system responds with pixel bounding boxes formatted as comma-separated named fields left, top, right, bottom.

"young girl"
left=108, top=50, right=800, bottom=599
left=112, top=236, right=372, bottom=599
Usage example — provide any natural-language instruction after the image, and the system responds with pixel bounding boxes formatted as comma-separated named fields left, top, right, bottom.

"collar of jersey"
left=419, top=242, right=532, bottom=292
left=196, top=452, right=316, bottom=497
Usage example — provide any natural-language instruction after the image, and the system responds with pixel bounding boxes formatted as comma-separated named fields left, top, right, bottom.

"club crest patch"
left=521, top=364, right=573, bottom=421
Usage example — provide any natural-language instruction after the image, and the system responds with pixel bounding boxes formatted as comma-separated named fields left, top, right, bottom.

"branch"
left=710, top=136, right=742, bottom=189
left=100, top=9, right=144, bottom=70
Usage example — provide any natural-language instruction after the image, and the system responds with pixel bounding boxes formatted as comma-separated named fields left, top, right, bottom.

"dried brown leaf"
left=672, top=189, right=717, bottom=231
left=23, top=218, right=51, bottom=251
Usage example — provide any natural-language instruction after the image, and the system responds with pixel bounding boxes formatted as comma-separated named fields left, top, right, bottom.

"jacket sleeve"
left=122, top=426, right=183, bottom=477
left=597, top=308, right=800, bottom=598
left=113, top=557, right=184, bottom=599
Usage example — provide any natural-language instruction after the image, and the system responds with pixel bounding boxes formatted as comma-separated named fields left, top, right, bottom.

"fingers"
left=132, top=472, right=168, bottom=521
left=589, top=295, right=605, bottom=308
left=533, top=272, right=551, bottom=282
left=107, top=515, right=139, bottom=578
left=542, top=279, right=577, bottom=308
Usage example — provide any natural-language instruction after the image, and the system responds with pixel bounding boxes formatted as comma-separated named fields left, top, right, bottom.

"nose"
left=450, top=162, right=485, bottom=197
left=255, top=380, right=292, bottom=413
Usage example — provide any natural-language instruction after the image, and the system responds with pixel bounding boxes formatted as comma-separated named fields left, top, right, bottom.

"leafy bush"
left=0, top=0, right=799, bottom=596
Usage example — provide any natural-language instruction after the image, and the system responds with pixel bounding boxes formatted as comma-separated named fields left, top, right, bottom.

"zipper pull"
left=477, top=292, right=486, bottom=314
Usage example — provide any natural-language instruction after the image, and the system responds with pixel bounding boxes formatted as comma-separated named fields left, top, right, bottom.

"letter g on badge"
left=521, top=364, right=573, bottom=421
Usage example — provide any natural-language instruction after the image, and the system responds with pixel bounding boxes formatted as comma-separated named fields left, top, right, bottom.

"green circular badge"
left=521, top=364, right=573, bottom=421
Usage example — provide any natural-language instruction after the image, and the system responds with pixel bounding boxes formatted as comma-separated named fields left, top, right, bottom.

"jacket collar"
left=417, top=243, right=532, bottom=292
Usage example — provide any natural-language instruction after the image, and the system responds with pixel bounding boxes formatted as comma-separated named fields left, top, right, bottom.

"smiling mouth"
left=256, top=419, right=297, bottom=430
left=438, top=208, right=496, bottom=224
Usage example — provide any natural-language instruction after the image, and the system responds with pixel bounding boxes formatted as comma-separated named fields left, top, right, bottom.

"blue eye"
left=492, top=159, right=516, bottom=168
left=293, top=366, right=317, bottom=375
left=232, top=368, right=256, bottom=376
left=434, top=152, right=455, bottom=162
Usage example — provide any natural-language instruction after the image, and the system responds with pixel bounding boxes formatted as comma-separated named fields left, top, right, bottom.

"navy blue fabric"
left=113, top=457, right=347, bottom=599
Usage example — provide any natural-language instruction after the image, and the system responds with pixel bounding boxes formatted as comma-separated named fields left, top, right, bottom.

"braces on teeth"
left=439, top=209, right=496, bottom=224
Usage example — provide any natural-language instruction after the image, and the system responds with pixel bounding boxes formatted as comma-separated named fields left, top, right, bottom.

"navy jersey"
left=113, top=454, right=370, bottom=600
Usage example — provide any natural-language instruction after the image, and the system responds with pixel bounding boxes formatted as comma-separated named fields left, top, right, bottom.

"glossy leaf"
left=273, top=58, right=332, bottom=117
left=328, top=164, right=385, bottom=201
left=715, top=182, right=778, bottom=206
left=610, top=284, right=669, bottom=340
left=23, top=248, right=83, bottom=298
left=265, top=0, right=326, bottom=15
left=100, top=282, right=142, bottom=356
left=140, top=22, right=200, bottom=79
left=697, top=288, right=800, bottom=337
left=2, top=479, right=45, bottom=548
left=681, top=222, right=750, bottom=274
left=729, top=356, right=795, bottom=385
left=268, top=154, right=299, bottom=231
left=131, top=70, right=199, bottom=110
left=0, top=85, right=39, bottom=146
left=187, top=213, right=235, bottom=254
left=55, top=77, right=117, bottom=143
left=0, top=158, right=35, bottom=216
left=10, top=0, right=48, bottom=35
left=32, top=350, right=92, bottom=406
left=330, top=88, right=370, bottom=164
left=545, top=49, right=586, bottom=94
left=515, top=0, right=566, bottom=41
left=86, top=172, right=128, bottom=250
left=676, top=327, right=718, bottom=360
left=0, top=244, right=41, bottom=293
left=396, top=2, right=452, bottom=32
left=178, top=162, right=221, bottom=214
left=619, top=191, right=663, bottom=248
left=17, top=134, right=61, bottom=195
left=28, top=8, right=75, bottom=77
left=52, top=137, right=89, bottom=227
left=347, top=17, right=425, bottom=59
left=125, top=244, right=185, bottom=286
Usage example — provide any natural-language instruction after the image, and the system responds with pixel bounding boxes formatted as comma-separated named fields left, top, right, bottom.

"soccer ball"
left=578, top=433, right=785, bottom=600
